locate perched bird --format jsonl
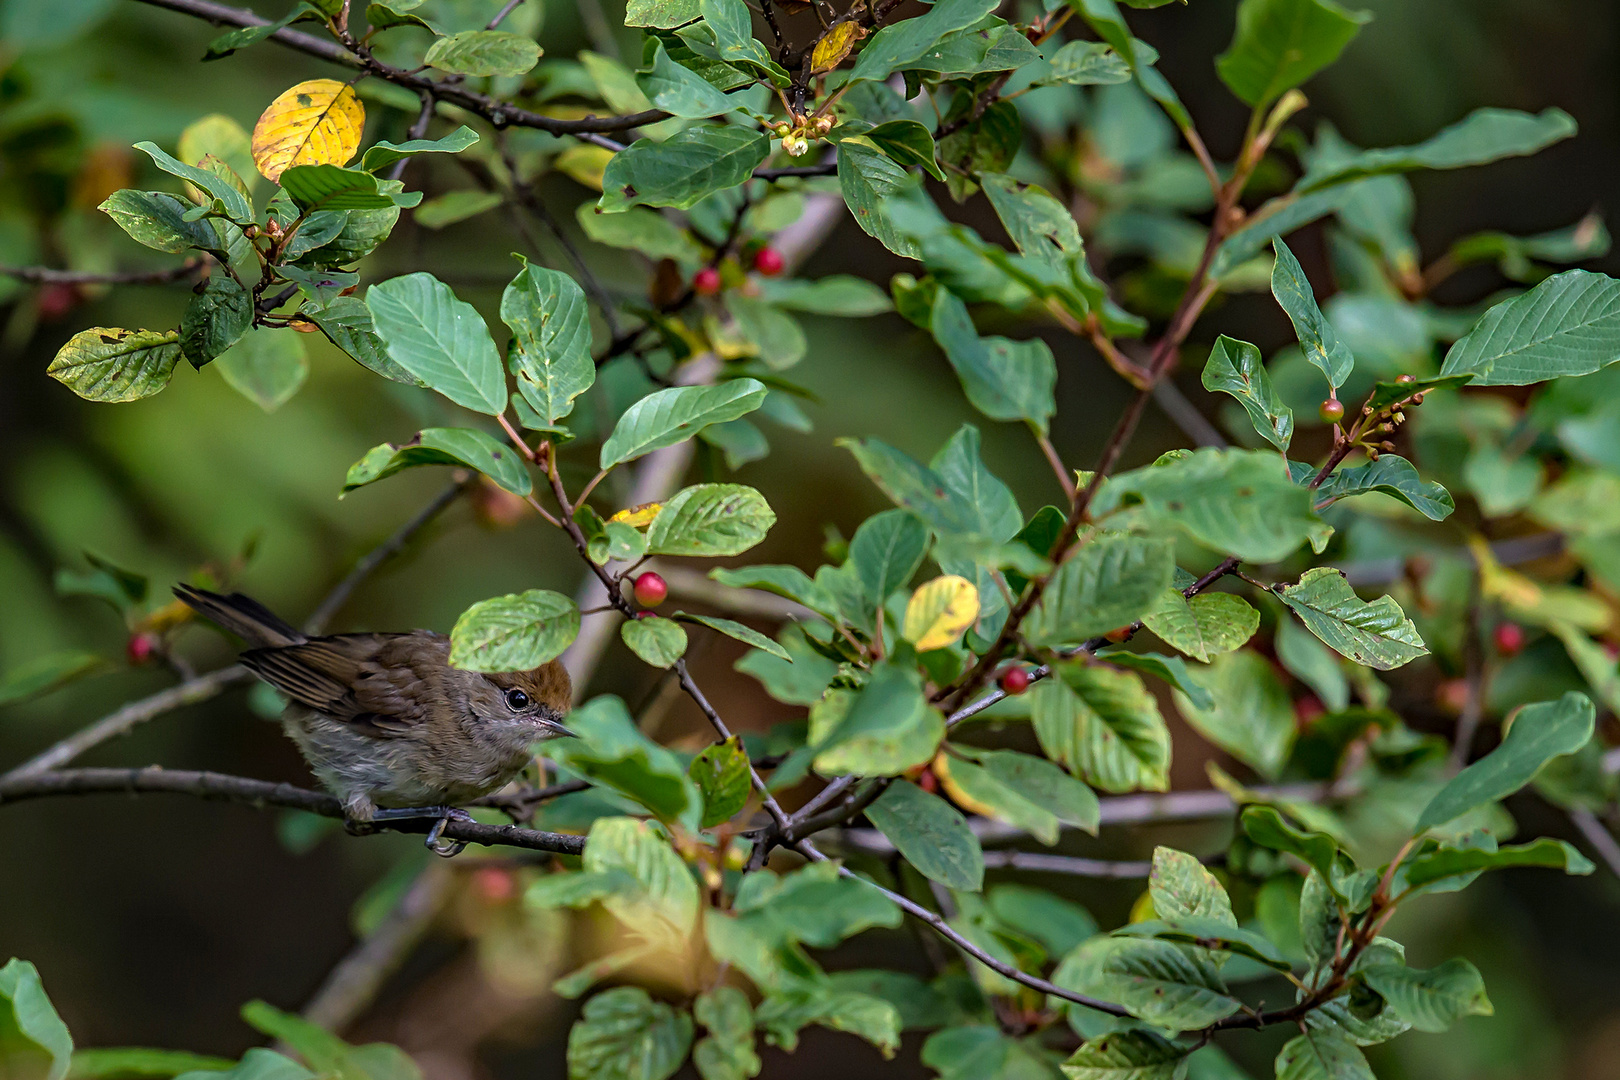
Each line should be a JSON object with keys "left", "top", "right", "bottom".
{"left": 174, "top": 585, "right": 574, "bottom": 852}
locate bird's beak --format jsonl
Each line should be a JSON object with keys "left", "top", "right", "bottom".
{"left": 542, "top": 718, "right": 579, "bottom": 740}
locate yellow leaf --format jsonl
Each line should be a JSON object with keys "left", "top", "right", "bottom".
{"left": 810, "top": 21, "right": 865, "bottom": 74}
{"left": 1471, "top": 535, "right": 1612, "bottom": 633}
{"left": 1128, "top": 889, "right": 1158, "bottom": 924}
{"left": 932, "top": 754, "right": 997, "bottom": 819}
{"left": 903, "top": 575, "right": 979, "bottom": 652}
{"left": 554, "top": 144, "right": 613, "bottom": 191}
{"left": 609, "top": 502, "right": 662, "bottom": 528}
{"left": 251, "top": 79, "right": 366, "bottom": 182}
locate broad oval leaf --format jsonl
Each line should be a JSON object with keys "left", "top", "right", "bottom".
{"left": 621, "top": 615, "right": 688, "bottom": 668}
{"left": 360, "top": 125, "right": 479, "bottom": 172}
{"left": 1306, "top": 455, "right": 1454, "bottom": 521}
{"left": 811, "top": 664, "right": 944, "bottom": 777}
{"left": 180, "top": 275, "right": 253, "bottom": 368}
{"left": 1274, "top": 1026, "right": 1373, "bottom": 1080}
{"left": 1060, "top": 1030, "right": 1188, "bottom": 1080}
{"left": 1202, "top": 334, "right": 1293, "bottom": 450}
{"left": 1032, "top": 661, "right": 1172, "bottom": 793}
{"left": 1172, "top": 650, "right": 1296, "bottom": 779}
{"left": 838, "top": 137, "right": 922, "bottom": 259}
{"left": 567, "top": 987, "right": 693, "bottom": 1080}
{"left": 903, "top": 575, "right": 979, "bottom": 652}
{"left": 1277, "top": 567, "right": 1427, "bottom": 670}
{"left": 1149, "top": 847, "right": 1234, "bottom": 925}
{"left": 502, "top": 260, "right": 596, "bottom": 426}
{"left": 251, "top": 79, "right": 365, "bottom": 182}
{"left": 689, "top": 736, "right": 752, "bottom": 829}
{"left": 1361, "top": 958, "right": 1493, "bottom": 1033}
{"left": 132, "top": 141, "right": 254, "bottom": 223}
{"left": 48, "top": 328, "right": 182, "bottom": 402}
{"left": 677, "top": 614, "right": 790, "bottom": 660}
{"left": 277, "top": 164, "right": 403, "bottom": 212}
{"left": 367, "top": 273, "right": 506, "bottom": 415}
{"left": 1440, "top": 269, "right": 1620, "bottom": 386}
{"left": 424, "top": 30, "right": 541, "bottom": 77}
{"left": 1416, "top": 691, "right": 1594, "bottom": 831}
{"left": 599, "top": 126, "right": 768, "bottom": 212}
{"left": 1141, "top": 589, "right": 1258, "bottom": 663}
{"left": 450, "top": 589, "right": 580, "bottom": 672}
{"left": 865, "top": 778, "right": 983, "bottom": 891}
{"left": 645, "top": 483, "right": 775, "bottom": 557}
{"left": 343, "top": 427, "right": 531, "bottom": 496}
{"left": 1026, "top": 534, "right": 1174, "bottom": 646}
{"left": 1215, "top": 0, "right": 1370, "bottom": 108}
{"left": 1273, "top": 237, "right": 1354, "bottom": 389}
{"left": 1065, "top": 936, "right": 1240, "bottom": 1030}
{"left": 929, "top": 288, "right": 1056, "bottom": 433}
{"left": 601, "top": 381, "right": 768, "bottom": 468}
{"left": 99, "top": 190, "right": 216, "bottom": 253}
{"left": 215, "top": 329, "right": 308, "bottom": 412}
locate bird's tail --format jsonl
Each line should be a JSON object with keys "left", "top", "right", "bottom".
{"left": 173, "top": 584, "right": 306, "bottom": 649}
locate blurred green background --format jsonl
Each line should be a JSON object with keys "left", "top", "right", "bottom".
{"left": 1, "top": 1, "right": 1618, "bottom": 1077}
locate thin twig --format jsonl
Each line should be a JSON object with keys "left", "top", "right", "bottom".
{"left": 385, "top": 91, "right": 438, "bottom": 184}
{"left": 0, "top": 767, "right": 584, "bottom": 853}
{"left": 0, "top": 261, "right": 205, "bottom": 285}
{"left": 976, "top": 850, "right": 1156, "bottom": 878}
{"left": 674, "top": 658, "right": 791, "bottom": 831}
{"left": 485, "top": 0, "right": 523, "bottom": 29}
{"left": 1568, "top": 807, "right": 1620, "bottom": 880}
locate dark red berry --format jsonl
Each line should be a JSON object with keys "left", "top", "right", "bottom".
{"left": 37, "top": 284, "right": 80, "bottom": 322}
{"left": 916, "top": 768, "right": 939, "bottom": 794}
{"left": 1295, "top": 695, "right": 1325, "bottom": 722}
{"left": 1319, "top": 398, "right": 1345, "bottom": 423}
{"left": 1493, "top": 621, "right": 1526, "bottom": 656}
{"left": 127, "top": 633, "right": 155, "bottom": 665}
{"left": 692, "top": 267, "right": 722, "bottom": 296}
{"left": 472, "top": 866, "right": 515, "bottom": 904}
{"left": 753, "top": 246, "right": 785, "bottom": 276}
{"left": 633, "top": 571, "right": 668, "bottom": 607}
{"left": 999, "top": 667, "right": 1030, "bottom": 695}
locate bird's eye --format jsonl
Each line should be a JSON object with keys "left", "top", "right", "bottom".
{"left": 505, "top": 688, "right": 531, "bottom": 710}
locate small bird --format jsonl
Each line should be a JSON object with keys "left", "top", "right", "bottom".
{"left": 174, "top": 585, "right": 574, "bottom": 853}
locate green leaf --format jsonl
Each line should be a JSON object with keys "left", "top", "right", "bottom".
{"left": 133, "top": 141, "right": 253, "bottom": 222}
{"left": 550, "top": 708, "right": 701, "bottom": 832}
{"left": 449, "top": 589, "right": 580, "bottom": 671}
{"left": 215, "top": 329, "right": 307, "bottom": 412}
{"left": 689, "top": 737, "right": 752, "bottom": 829}
{"left": 0, "top": 959, "right": 73, "bottom": 1080}
{"left": 567, "top": 987, "right": 693, "bottom": 1080}
{"left": 423, "top": 29, "right": 540, "bottom": 76}
{"left": 1114, "top": 919, "right": 1291, "bottom": 971}
{"left": 1241, "top": 806, "right": 1348, "bottom": 892}
{"left": 980, "top": 172, "right": 1084, "bottom": 269}
{"left": 306, "top": 297, "right": 422, "bottom": 386}
{"left": 846, "top": 0, "right": 999, "bottom": 83}
{"left": 343, "top": 427, "right": 530, "bottom": 496}
{"left": 1309, "top": 455, "right": 1454, "bottom": 521}
{"left": 172, "top": 1051, "right": 310, "bottom": 1080}
{"left": 733, "top": 861, "right": 902, "bottom": 949}
{"left": 99, "top": 190, "right": 216, "bottom": 253}
{"left": 48, "top": 328, "right": 182, "bottom": 402}
{"left": 644, "top": 483, "right": 774, "bottom": 557}
{"left": 205, "top": 3, "right": 319, "bottom": 59}
{"left": 692, "top": 988, "right": 760, "bottom": 1080}
{"left": 1215, "top": 0, "right": 1370, "bottom": 109}
{"left": 1416, "top": 691, "right": 1595, "bottom": 831}
{"left": 734, "top": 625, "right": 839, "bottom": 706}
{"left": 1277, "top": 567, "right": 1427, "bottom": 670}
{"left": 842, "top": 508, "right": 930, "bottom": 630}
{"left": 1297, "top": 108, "right": 1577, "bottom": 195}
{"left": 1150, "top": 847, "right": 1234, "bottom": 924}
{"left": 180, "top": 275, "right": 252, "bottom": 368}
{"left": 69, "top": 1049, "right": 233, "bottom": 1080}
{"left": 922, "top": 1028, "right": 1048, "bottom": 1080}
{"left": 1201, "top": 335, "right": 1292, "bottom": 450}
{"left": 862, "top": 120, "right": 943, "bottom": 181}
{"left": 759, "top": 275, "right": 893, "bottom": 316}
{"left": 987, "top": 885, "right": 1099, "bottom": 957}
{"left": 360, "top": 125, "right": 478, "bottom": 172}
{"left": 837, "top": 137, "right": 921, "bottom": 259}
{"left": 1361, "top": 373, "right": 1471, "bottom": 416}
{"left": 754, "top": 989, "right": 900, "bottom": 1056}
{"left": 929, "top": 289, "right": 1056, "bottom": 433}
{"left": 1399, "top": 837, "right": 1593, "bottom": 888}
{"left": 641, "top": 40, "right": 740, "bottom": 118}
{"left": 709, "top": 566, "right": 837, "bottom": 620}
{"left": 621, "top": 616, "right": 688, "bottom": 668}
{"left": 1273, "top": 1026, "right": 1373, "bottom": 1080}
{"left": 1026, "top": 535, "right": 1173, "bottom": 646}
{"left": 1439, "top": 269, "right": 1620, "bottom": 386}
{"left": 1275, "top": 616, "right": 1349, "bottom": 712}
{"left": 1060, "top": 1030, "right": 1189, "bottom": 1080}
{"left": 943, "top": 747, "right": 1099, "bottom": 843}
{"left": 1032, "top": 662, "right": 1172, "bottom": 792}
{"left": 1361, "top": 959, "right": 1492, "bottom": 1033}
{"left": 866, "top": 778, "right": 983, "bottom": 890}
{"left": 278, "top": 165, "right": 404, "bottom": 212}
{"left": 898, "top": 21, "right": 1040, "bottom": 77}
{"left": 701, "top": 0, "right": 778, "bottom": 77}
{"left": 1272, "top": 238, "right": 1354, "bottom": 389}
{"left": 600, "top": 127, "right": 768, "bottom": 212}
{"left": 677, "top": 614, "right": 788, "bottom": 660}
{"left": 838, "top": 437, "right": 979, "bottom": 534}
{"left": 601, "top": 380, "right": 768, "bottom": 468}
{"left": 1142, "top": 590, "right": 1258, "bottom": 663}
{"left": 576, "top": 204, "right": 701, "bottom": 265}
{"left": 237, "top": 1003, "right": 417, "bottom": 1080}
{"left": 1066, "top": 937, "right": 1239, "bottom": 1030}
{"left": 1173, "top": 650, "right": 1296, "bottom": 778}
{"left": 367, "top": 273, "right": 505, "bottom": 414}
{"left": 1098, "top": 650, "right": 1215, "bottom": 711}
{"left": 625, "top": 0, "right": 698, "bottom": 27}
{"left": 1094, "top": 448, "right": 1319, "bottom": 563}
{"left": 811, "top": 665, "right": 944, "bottom": 776}
{"left": 725, "top": 295, "right": 807, "bottom": 370}
{"left": 502, "top": 260, "right": 596, "bottom": 426}
{"left": 0, "top": 651, "right": 110, "bottom": 707}
{"left": 1073, "top": 0, "right": 1191, "bottom": 130}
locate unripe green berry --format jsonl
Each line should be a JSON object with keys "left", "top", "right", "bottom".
{"left": 1319, "top": 398, "right": 1345, "bottom": 423}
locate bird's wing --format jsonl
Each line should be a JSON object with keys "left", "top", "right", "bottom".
{"left": 242, "top": 632, "right": 444, "bottom": 737}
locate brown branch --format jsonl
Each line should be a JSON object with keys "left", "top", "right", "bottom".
{"left": 0, "top": 766, "right": 585, "bottom": 853}
{"left": 0, "top": 260, "right": 205, "bottom": 285}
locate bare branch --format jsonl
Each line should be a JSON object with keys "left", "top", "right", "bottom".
{"left": 0, "top": 261, "right": 205, "bottom": 285}
{"left": 0, "top": 766, "right": 584, "bottom": 854}
{"left": 978, "top": 850, "right": 1156, "bottom": 878}
{"left": 1568, "top": 806, "right": 1620, "bottom": 880}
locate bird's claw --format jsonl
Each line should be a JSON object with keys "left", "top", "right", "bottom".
{"left": 424, "top": 807, "right": 472, "bottom": 858}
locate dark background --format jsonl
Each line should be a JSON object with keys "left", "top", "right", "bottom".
{"left": 1, "top": 1, "right": 1618, "bottom": 1077}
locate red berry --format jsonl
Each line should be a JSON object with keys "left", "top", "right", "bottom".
{"left": 999, "top": 667, "right": 1030, "bottom": 695}
{"left": 1493, "top": 621, "right": 1526, "bottom": 656}
{"left": 472, "top": 866, "right": 515, "bottom": 904}
{"left": 1319, "top": 398, "right": 1345, "bottom": 423}
{"left": 692, "top": 267, "right": 722, "bottom": 296}
{"left": 1295, "top": 695, "right": 1325, "bottom": 722}
{"left": 37, "top": 283, "right": 80, "bottom": 322}
{"left": 753, "top": 246, "right": 785, "bottom": 276}
{"left": 126, "top": 633, "right": 155, "bottom": 665}
{"left": 1105, "top": 625, "right": 1134, "bottom": 644}
{"left": 633, "top": 571, "right": 668, "bottom": 607}
{"left": 1436, "top": 678, "right": 1470, "bottom": 715}
{"left": 917, "top": 768, "right": 939, "bottom": 794}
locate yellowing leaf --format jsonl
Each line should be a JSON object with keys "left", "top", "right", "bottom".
{"left": 903, "top": 574, "right": 979, "bottom": 651}
{"left": 932, "top": 753, "right": 998, "bottom": 818}
{"left": 555, "top": 144, "right": 613, "bottom": 191}
{"left": 610, "top": 502, "right": 663, "bottom": 527}
{"left": 251, "top": 79, "right": 365, "bottom": 182}
{"left": 1471, "top": 535, "right": 1613, "bottom": 632}
{"left": 811, "top": 21, "right": 866, "bottom": 74}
